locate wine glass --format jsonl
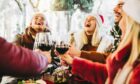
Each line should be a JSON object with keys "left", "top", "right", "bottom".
{"left": 34, "top": 32, "right": 53, "bottom": 51}
{"left": 55, "top": 34, "right": 70, "bottom": 54}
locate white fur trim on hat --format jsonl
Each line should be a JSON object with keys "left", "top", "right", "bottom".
{"left": 85, "top": 13, "right": 104, "bottom": 28}
{"left": 123, "top": 0, "right": 140, "bottom": 23}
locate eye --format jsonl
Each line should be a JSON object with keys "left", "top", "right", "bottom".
{"left": 34, "top": 17, "right": 38, "bottom": 20}
{"left": 90, "top": 18, "right": 95, "bottom": 22}
{"left": 118, "top": 2, "right": 124, "bottom": 8}
{"left": 41, "top": 17, "right": 44, "bottom": 21}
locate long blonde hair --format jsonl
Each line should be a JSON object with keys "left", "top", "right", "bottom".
{"left": 113, "top": 12, "right": 140, "bottom": 84}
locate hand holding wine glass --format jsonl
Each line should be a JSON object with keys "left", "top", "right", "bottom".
{"left": 68, "top": 44, "right": 81, "bottom": 57}
{"left": 34, "top": 49, "right": 52, "bottom": 63}
{"left": 60, "top": 54, "right": 73, "bottom": 65}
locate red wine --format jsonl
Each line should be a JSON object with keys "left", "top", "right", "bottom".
{"left": 38, "top": 44, "right": 52, "bottom": 51}
{"left": 56, "top": 47, "right": 69, "bottom": 54}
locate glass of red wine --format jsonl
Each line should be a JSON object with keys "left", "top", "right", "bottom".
{"left": 34, "top": 32, "right": 53, "bottom": 51}
{"left": 55, "top": 34, "right": 69, "bottom": 54}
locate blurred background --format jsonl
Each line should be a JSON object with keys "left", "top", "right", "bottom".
{"left": 0, "top": 0, "right": 117, "bottom": 42}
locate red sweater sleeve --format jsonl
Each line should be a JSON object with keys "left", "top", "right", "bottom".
{"left": 130, "top": 65, "right": 140, "bottom": 84}
{"left": 72, "top": 58, "right": 108, "bottom": 84}
{"left": 0, "top": 37, "right": 48, "bottom": 77}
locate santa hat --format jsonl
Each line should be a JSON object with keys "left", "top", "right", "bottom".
{"left": 86, "top": 13, "right": 104, "bottom": 28}
{"left": 123, "top": 0, "right": 140, "bottom": 23}
{"left": 99, "top": 15, "right": 104, "bottom": 23}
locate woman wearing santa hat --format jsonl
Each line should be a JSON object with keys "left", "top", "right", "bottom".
{"left": 60, "top": 0, "right": 140, "bottom": 83}
{"left": 69, "top": 13, "right": 114, "bottom": 63}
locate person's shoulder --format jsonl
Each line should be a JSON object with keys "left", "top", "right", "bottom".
{"left": 13, "top": 33, "right": 25, "bottom": 44}
{"left": 15, "top": 32, "right": 25, "bottom": 39}
{"left": 129, "top": 64, "right": 140, "bottom": 83}
{"left": 73, "top": 29, "right": 84, "bottom": 36}
{"left": 16, "top": 33, "right": 22, "bottom": 37}
{"left": 14, "top": 33, "right": 22, "bottom": 40}
{"left": 44, "top": 28, "right": 51, "bottom": 33}
{"left": 133, "top": 63, "right": 140, "bottom": 75}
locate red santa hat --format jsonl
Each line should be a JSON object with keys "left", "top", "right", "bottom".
{"left": 86, "top": 13, "right": 104, "bottom": 28}
{"left": 123, "top": 0, "right": 140, "bottom": 23}
{"left": 99, "top": 15, "right": 104, "bottom": 23}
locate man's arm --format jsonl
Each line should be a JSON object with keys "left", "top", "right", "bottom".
{"left": 0, "top": 37, "right": 49, "bottom": 77}
{"left": 80, "top": 51, "right": 108, "bottom": 63}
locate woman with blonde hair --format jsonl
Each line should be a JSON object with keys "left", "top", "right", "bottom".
{"left": 69, "top": 13, "right": 114, "bottom": 63}
{"left": 113, "top": 0, "right": 140, "bottom": 83}
{"left": 60, "top": 0, "right": 140, "bottom": 83}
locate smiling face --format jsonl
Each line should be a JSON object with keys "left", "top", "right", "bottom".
{"left": 84, "top": 15, "right": 96, "bottom": 35}
{"left": 114, "top": 0, "right": 124, "bottom": 23}
{"left": 30, "top": 13, "right": 46, "bottom": 32}
{"left": 115, "top": 0, "right": 126, "bottom": 39}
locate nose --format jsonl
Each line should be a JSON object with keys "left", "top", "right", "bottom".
{"left": 113, "top": 4, "right": 123, "bottom": 14}
{"left": 114, "top": 5, "right": 119, "bottom": 13}
{"left": 38, "top": 17, "right": 42, "bottom": 21}
{"left": 86, "top": 19, "right": 90, "bottom": 23}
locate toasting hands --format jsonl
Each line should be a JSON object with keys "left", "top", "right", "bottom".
{"left": 34, "top": 49, "right": 52, "bottom": 63}
{"left": 56, "top": 44, "right": 80, "bottom": 65}
{"left": 68, "top": 44, "right": 81, "bottom": 57}
{"left": 59, "top": 53, "right": 73, "bottom": 65}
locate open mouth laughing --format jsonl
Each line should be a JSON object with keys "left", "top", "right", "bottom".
{"left": 85, "top": 23, "right": 91, "bottom": 28}
{"left": 35, "top": 22, "right": 43, "bottom": 25}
